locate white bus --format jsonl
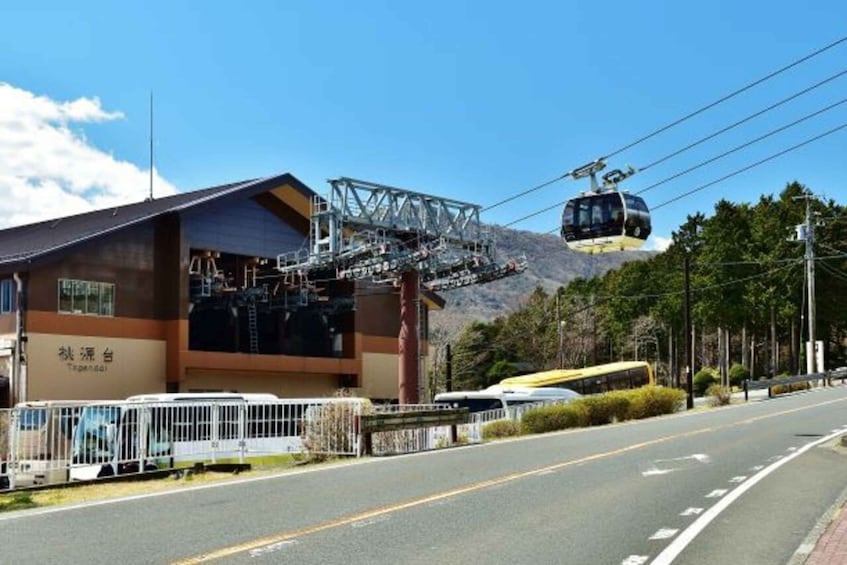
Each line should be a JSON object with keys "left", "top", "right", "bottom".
{"left": 11, "top": 400, "right": 92, "bottom": 487}
{"left": 69, "top": 393, "right": 366, "bottom": 481}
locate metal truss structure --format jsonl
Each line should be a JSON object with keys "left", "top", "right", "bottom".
{"left": 276, "top": 177, "right": 527, "bottom": 291}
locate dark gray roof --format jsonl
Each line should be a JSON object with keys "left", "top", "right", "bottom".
{"left": 0, "top": 173, "right": 314, "bottom": 267}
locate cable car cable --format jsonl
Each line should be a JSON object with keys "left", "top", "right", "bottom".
{"left": 651, "top": 122, "right": 847, "bottom": 211}
{"left": 484, "top": 42, "right": 847, "bottom": 233}
{"left": 531, "top": 123, "right": 845, "bottom": 234}
{"left": 601, "top": 34, "right": 847, "bottom": 160}
{"left": 482, "top": 173, "right": 569, "bottom": 212}
{"left": 637, "top": 68, "right": 847, "bottom": 173}
{"left": 636, "top": 95, "right": 847, "bottom": 196}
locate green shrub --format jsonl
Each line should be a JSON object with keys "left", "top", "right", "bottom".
{"left": 728, "top": 364, "right": 750, "bottom": 388}
{"left": 626, "top": 386, "right": 687, "bottom": 420}
{"left": 482, "top": 420, "right": 521, "bottom": 440}
{"left": 706, "top": 384, "right": 732, "bottom": 406}
{"left": 578, "top": 392, "right": 631, "bottom": 426}
{"left": 693, "top": 368, "right": 718, "bottom": 397}
{"left": 521, "top": 403, "right": 589, "bottom": 434}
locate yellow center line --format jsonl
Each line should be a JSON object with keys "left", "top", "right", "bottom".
{"left": 174, "top": 395, "right": 847, "bottom": 563}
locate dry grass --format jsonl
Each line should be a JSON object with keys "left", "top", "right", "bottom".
{"left": 0, "top": 455, "right": 328, "bottom": 511}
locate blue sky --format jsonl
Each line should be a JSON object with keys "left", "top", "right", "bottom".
{"left": 1, "top": 1, "right": 846, "bottom": 250}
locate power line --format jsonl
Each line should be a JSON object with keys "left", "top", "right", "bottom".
{"left": 561, "top": 261, "right": 802, "bottom": 315}
{"left": 637, "top": 96, "right": 847, "bottom": 196}
{"left": 817, "top": 260, "right": 847, "bottom": 283}
{"left": 651, "top": 122, "right": 847, "bottom": 211}
{"left": 638, "top": 68, "right": 847, "bottom": 172}
{"left": 602, "top": 34, "right": 847, "bottom": 160}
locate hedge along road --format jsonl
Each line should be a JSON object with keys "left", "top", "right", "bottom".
{"left": 2, "top": 386, "right": 847, "bottom": 565}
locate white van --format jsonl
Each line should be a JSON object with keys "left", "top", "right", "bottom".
{"left": 487, "top": 385, "right": 581, "bottom": 406}
{"left": 433, "top": 386, "right": 580, "bottom": 414}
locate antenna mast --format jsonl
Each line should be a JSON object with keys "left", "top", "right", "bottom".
{"left": 149, "top": 91, "right": 154, "bottom": 201}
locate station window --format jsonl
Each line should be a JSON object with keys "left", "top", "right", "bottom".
{"left": 0, "top": 279, "right": 15, "bottom": 314}
{"left": 58, "top": 279, "right": 115, "bottom": 316}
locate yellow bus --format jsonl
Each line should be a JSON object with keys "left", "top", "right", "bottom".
{"left": 498, "top": 361, "right": 654, "bottom": 395}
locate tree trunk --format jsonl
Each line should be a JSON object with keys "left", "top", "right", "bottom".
{"left": 770, "top": 304, "right": 777, "bottom": 377}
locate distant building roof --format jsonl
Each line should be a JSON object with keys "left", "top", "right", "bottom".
{"left": 0, "top": 173, "right": 313, "bottom": 268}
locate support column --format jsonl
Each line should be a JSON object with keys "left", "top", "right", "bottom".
{"left": 399, "top": 270, "right": 420, "bottom": 404}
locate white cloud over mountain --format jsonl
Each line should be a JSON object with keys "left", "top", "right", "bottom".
{"left": 0, "top": 83, "right": 177, "bottom": 228}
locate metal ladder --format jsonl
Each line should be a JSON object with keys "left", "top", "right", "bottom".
{"left": 247, "top": 301, "right": 259, "bottom": 354}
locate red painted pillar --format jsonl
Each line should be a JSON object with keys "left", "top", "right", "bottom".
{"left": 399, "top": 270, "right": 419, "bottom": 404}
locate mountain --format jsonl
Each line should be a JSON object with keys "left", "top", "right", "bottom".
{"left": 429, "top": 225, "right": 654, "bottom": 340}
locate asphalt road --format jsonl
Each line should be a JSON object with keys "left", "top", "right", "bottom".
{"left": 3, "top": 385, "right": 847, "bottom": 565}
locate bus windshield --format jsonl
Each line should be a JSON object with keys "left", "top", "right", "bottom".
{"left": 72, "top": 406, "right": 121, "bottom": 461}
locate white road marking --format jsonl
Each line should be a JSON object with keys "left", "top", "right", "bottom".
{"left": 680, "top": 508, "right": 704, "bottom": 516}
{"left": 351, "top": 515, "right": 390, "bottom": 528}
{"left": 249, "top": 540, "right": 298, "bottom": 557}
{"left": 729, "top": 476, "right": 747, "bottom": 483}
{"left": 767, "top": 455, "right": 783, "bottom": 462}
{"left": 622, "top": 555, "right": 649, "bottom": 565}
{"left": 786, "top": 446, "right": 798, "bottom": 452}
{"left": 642, "top": 454, "right": 711, "bottom": 477}
{"left": 749, "top": 465, "right": 764, "bottom": 471}
{"left": 705, "top": 489, "right": 728, "bottom": 498}
{"left": 651, "top": 428, "right": 846, "bottom": 565}
{"left": 536, "top": 469, "right": 556, "bottom": 476}
{"left": 650, "top": 528, "right": 679, "bottom": 540}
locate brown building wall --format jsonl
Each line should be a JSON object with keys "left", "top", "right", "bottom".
{"left": 27, "top": 224, "right": 158, "bottom": 320}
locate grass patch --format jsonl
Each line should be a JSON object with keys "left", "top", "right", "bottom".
{"left": 0, "top": 454, "right": 337, "bottom": 512}
{"left": 0, "top": 492, "right": 38, "bottom": 512}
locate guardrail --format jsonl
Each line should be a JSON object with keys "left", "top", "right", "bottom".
{"left": 361, "top": 408, "right": 469, "bottom": 455}
{"left": 743, "top": 369, "right": 847, "bottom": 401}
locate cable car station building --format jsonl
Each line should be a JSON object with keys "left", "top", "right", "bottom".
{"left": 0, "top": 173, "right": 444, "bottom": 406}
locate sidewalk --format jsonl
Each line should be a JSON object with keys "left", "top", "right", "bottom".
{"left": 791, "top": 490, "right": 847, "bottom": 564}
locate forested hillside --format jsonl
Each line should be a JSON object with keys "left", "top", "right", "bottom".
{"left": 429, "top": 225, "right": 652, "bottom": 340}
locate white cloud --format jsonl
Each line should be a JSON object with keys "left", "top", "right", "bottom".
{"left": 0, "top": 83, "right": 177, "bottom": 229}
{"left": 646, "top": 234, "right": 672, "bottom": 252}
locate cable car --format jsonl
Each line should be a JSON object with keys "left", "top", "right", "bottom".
{"left": 560, "top": 160, "right": 651, "bottom": 253}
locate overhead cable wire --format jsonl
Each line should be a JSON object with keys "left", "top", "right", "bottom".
{"left": 562, "top": 261, "right": 801, "bottom": 315}
{"left": 817, "top": 261, "right": 847, "bottom": 283}
{"left": 637, "top": 68, "right": 847, "bottom": 172}
{"left": 651, "top": 122, "right": 847, "bottom": 211}
{"left": 636, "top": 96, "right": 847, "bottom": 196}
{"left": 602, "top": 34, "right": 847, "bottom": 160}
{"left": 502, "top": 102, "right": 847, "bottom": 230}
{"left": 482, "top": 173, "right": 569, "bottom": 212}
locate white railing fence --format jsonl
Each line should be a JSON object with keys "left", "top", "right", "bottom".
{"left": 1, "top": 398, "right": 366, "bottom": 490}
{"left": 0, "top": 397, "right": 570, "bottom": 491}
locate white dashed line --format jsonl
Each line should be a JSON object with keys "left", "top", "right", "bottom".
{"left": 749, "top": 465, "right": 764, "bottom": 472}
{"left": 351, "top": 515, "right": 390, "bottom": 528}
{"left": 729, "top": 476, "right": 747, "bottom": 483}
{"left": 705, "top": 489, "right": 728, "bottom": 498}
{"left": 651, "top": 429, "right": 846, "bottom": 565}
{"left": 650, "top": 528, "right": 679, "bottom": 540}
{"left": 680, "top": 507, "right": 704, "bottom": 516}
{"left": 786, "top": 446, "right": 798, "bottom": 452}
{"left": 621, "top": 555, "right": 649, "bottom": 565}
{"left": 249, "top": 540, "right": 298, "bottom": 557}
{"left": 768, "top": 455, "right": 783, "bottom": 462}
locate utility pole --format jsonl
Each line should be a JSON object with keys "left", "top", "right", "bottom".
{"left": 556, "top": 291, "right": 564, "bottom": 369}
{"left": 683, "top": 255, "right": 693, "bottom": 409}
{"left": 795, "top": 191, "right": 818, "bottom": 375}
